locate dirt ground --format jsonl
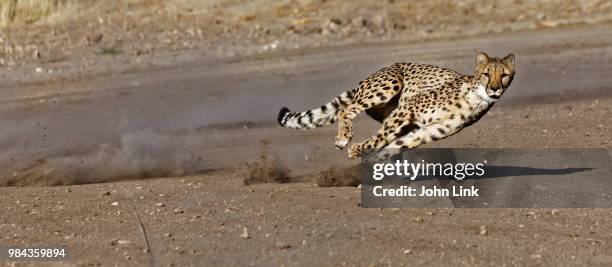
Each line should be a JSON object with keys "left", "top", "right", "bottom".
{"left": 1, "top": 1, "right": 612, "bottom": 266}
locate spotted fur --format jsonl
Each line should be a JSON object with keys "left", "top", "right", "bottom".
{"left": 278, "top": 52, "right": 515, "bottom": 160}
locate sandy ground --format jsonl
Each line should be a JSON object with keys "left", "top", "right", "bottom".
{"left": 1, "top": 28, "right": 612, "bottom": 265}
{"left": 1, "top": 2, "right": 612, "bottom": 266}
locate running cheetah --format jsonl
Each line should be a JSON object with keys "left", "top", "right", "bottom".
{"left": 278, "top": 52, "right": 515, "bottom": 160}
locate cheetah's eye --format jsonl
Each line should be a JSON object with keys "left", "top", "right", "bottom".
{"left": 501, "top": 73, "right": 509, "bottom": 78}
{"left": 483, "top": 73, "right": 489, "bottom": 78}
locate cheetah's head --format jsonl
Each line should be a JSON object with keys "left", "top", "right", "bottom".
{"left": 474, "top": 52, "right": 515, "bottom": 99}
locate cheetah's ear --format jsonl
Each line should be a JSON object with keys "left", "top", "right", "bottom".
{"left": 502, "top": 53, "right": 515, "bottom": 69}
{"left": 476, "top": 52, "right": 490, "bottom": 69}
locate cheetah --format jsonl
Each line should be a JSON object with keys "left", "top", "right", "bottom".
{"left": 277, "top": 52, "right": 515, "bottom": 160}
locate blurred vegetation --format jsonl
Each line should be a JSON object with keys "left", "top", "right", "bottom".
{"left": 0, "top": 0, "right": 82, "bottom": 26}
{"left": 1, "top": 0, "right": 612, "bottom": 70}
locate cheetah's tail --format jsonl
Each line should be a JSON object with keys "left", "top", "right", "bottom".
{"left": 277, "top": 88, "right": 356, "bottom": 129}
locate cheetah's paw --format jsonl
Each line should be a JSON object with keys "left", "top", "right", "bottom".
{"left": 334, "top": 133, "right": 352, "bottom": 150}
{"left": 347, "top": 143, "right": 363, "bottom": 159}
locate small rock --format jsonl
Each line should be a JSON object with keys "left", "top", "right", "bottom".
{"left": 371, "top": 15, "right": 385, "bottom": 28}
{"left": 326, "top": 18, "right": 342, "bottom": 32}
{"left": 320, "top": 18, "right": 342, "bottom": 35}
{"left": 403, "top": 249, "right": 412, "bottom": 254}
{"left": 101, "top": 191, "right": 111, "bottom": 196}
{"left": 351, "top": 16, "right": 367, "bottom": 28}
{"left": 155, "top": 202, "right": 165, "bottom": 207}
{"left": 173, "top": 208, "right": 184, "bottom": 214}
{"left": 551, "top": 209, "right": 560, "bottom": 215}
{"left": 111, "top": 201, "right": 119, "bottom": 206}
{"left": 241, "top": 227, "right": 250, "bottom": 239}
{"left": 527, "top": 211, "right": 536, "bottom": 217}
{"left": 262, "top": 40, "right": 279, "bottom": 50}
{"left": 275, "top": 241, "right": 290, "bottom": 249}
{"left": 479, "top": 225, "right": 488, "bottom": 236}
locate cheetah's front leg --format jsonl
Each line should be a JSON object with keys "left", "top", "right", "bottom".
{"left": 364, "top": 130, "right": 426, "bottom": 162}
{"left": 348, "top": 130, "right": 395, "bottom": 159}
{"left": 369, "top": 121, "right": 460, "bottom": 162}
{"left": 347, "top": 133, "right": 386, "bottom": 159}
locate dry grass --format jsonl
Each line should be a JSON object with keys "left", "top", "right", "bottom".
{"left": 0, "top": 0, "right": 217, "bottom": 27}
{"left": 2, "top": 0, "right": 612, "bottom": 78}
{"left": 0, "top": 0, "right": 126, "bottom": 26}
{"left": 4, "top": 0, "right": 612, "bottom": 28}
{"left": 1, "top": 0, "right": 67, "bottom": 25}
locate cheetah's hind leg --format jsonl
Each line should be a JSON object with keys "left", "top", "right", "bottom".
{"left": 335, "top": 69, "right": 404, "bottom": 149}
{"left": 347, "top": 106, "right": 417, "bottom": 159}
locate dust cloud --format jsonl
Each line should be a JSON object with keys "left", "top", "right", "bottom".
{"left": 243, "top": 140, "right": 290, "bottom": 185}
{"left": 0, "top": 129, "right": 213, "bottom": 186}
{"left": 315, "top": 165, "right": 362, "bottom": 187}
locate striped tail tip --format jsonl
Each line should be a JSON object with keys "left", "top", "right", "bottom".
{"left": 277, "top": 107, "right": 291, "bottom": 126}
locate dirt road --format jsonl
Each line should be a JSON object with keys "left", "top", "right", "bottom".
{"left": 1, "top": 26, "right": 611, "bottom": 266}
